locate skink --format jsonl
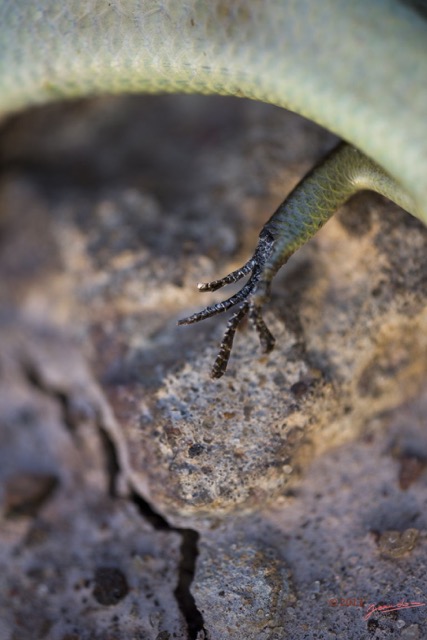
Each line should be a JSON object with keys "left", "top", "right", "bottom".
{"left": 1, "top": 0, "right": 427, "bottom": 375}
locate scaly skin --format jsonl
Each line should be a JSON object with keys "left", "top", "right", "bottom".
{"left": 1, "top": 0, "right": 427, "bottom": 374}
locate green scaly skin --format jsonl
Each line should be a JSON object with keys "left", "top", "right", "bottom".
{"left": 261, "top": 144, "right": 419, "bottom": 290}
{"left": 1, "top": 0, "right": 426, "bottom": 375}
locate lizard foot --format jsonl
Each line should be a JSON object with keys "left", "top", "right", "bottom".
{"left": 178, "top": 229, "right": 276, "bottom": 378}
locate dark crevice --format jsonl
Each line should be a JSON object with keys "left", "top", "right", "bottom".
{"left": 130, "top": 489, "right": 171, "bottom": 531}
{"left": 174, "top": 529, "right": 205, "bottom": 640}
{"left": 96, "top": 397, "right": 206, "bottom": 637}
{"left": 23, "top": 360, "right": 79, "bottom": 439}
{"left": 99, "top": 413, "right": 206, "bottom": 638}
{"left": 22, "top": 356, "right": 206, "bottom": 638}
{"left": 130, "top": 490, "right": 206, "bottom": 639}
{"left": 23, "top": 356, "right": 122, "bottom": 498}
{"left": 98, "top": 425, "right": 121, "bottom": 497}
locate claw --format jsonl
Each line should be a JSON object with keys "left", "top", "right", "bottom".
{"left": 196, "top": 256, "right": 257, "bottom": 292}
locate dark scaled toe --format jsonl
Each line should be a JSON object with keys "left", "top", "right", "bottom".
{"left": 210, "top": 303, "right": 249, "bottom": 378}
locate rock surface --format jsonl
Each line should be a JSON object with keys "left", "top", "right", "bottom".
{"left": 0, "top": 94, "right": 426, "bottom": 638}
